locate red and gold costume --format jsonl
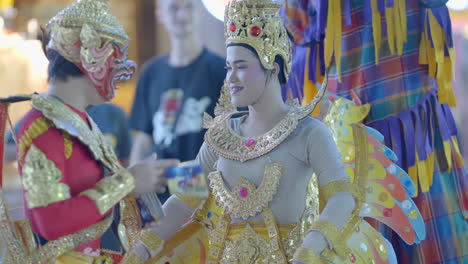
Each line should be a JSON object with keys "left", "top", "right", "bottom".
{"left": 0, "top": 0, "right": 141, "bottom": 263}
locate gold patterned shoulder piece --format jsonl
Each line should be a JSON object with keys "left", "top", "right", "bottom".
{"left": 22, "top": 145, "right": 71, "bottom": 209}
{"left": 208, "top": 162, "right": 282, "bottom": 220}
{"left": 203, "top": 83, "right": 236, "bottom": 129}
{"left": 0, "top": 189, "right": 29, "bottom": 263}
{"left": 286, "top": 80, "right": 326, "bottom": 120}
{"left": 31, "top": 94, "right": 120, "bottom": 171}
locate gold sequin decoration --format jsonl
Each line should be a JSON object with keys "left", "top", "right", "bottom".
{"left": 80, "top": 170, "right": 135, "bottom": 215}
{"left": 25, "top": 215, "right": 113, "bottom": 264}
{"left": 0, "top": 189, "right": 28, "bottom": 263}
{"left": 14, "top": 219, "right": 36, "bottom": 254}
{"left": 221, "top": 224, "right": 281, "bottom": 264}
{"left": 118, "top": 195, "right": 143, "bottom": 251}
{"left": 262, "top": 208, "right": 287, "bottom": 262}
{"left": 204, "top": 94, "right": 325, "bottom": 162}
{"left": 47, "top": 0, "right": 129, "bottom": 43}
{"left": 32, "top": 94, "right": 122, "bottom": 172}
{"left": 224, "top": 0, "right": 291, "bottom": 77}
{"left": 22, "top": 145, "right": 71, "bottom": 209}
{"left": 208, "top": 163, "right": 283, "bottom": 220}
{"left": 32, "top": 95, "right": 134, "bottom": 214}
{"left": 139, "top": 229, "right": 164, "bottom": 252}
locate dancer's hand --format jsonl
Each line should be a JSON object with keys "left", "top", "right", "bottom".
{"left": 128, "top": 154, "right": 179, "bottom": 195}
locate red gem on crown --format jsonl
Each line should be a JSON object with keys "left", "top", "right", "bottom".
{"left": 250, "top": 26, "right": 261, "bottom": 37}
{"left": 230, "top": 22, "right": 236, "bottom": 32}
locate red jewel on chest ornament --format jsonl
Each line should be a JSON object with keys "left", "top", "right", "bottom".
{"left": 245, "top": 139, "right": 255, "bottom": 147}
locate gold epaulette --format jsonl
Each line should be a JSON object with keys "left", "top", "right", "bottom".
{"left": 17, "top": 117, "right": 53, "bottom": 162}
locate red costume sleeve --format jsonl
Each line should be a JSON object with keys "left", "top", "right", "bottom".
{"left": 18, "top": 113, "right": 107, "bottom": 241}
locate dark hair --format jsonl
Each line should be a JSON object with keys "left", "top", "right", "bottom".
{"left": 227, "top": 43, "right": 287, "bottom": 84}
{"left": 38, "top": 26, "right": 85, "bottom": 83}
{"left": 46, "top": 49, "right": 85, "bottom": 83}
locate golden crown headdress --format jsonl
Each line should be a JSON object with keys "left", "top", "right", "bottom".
{"left": 224, "top": 0, "right": 291, "bottom": 78}
{"left": 47, "top": 0, "right": 128, "bottom": 43}
{"left": 45, "top": 0, "right": 129, "bottom": 65}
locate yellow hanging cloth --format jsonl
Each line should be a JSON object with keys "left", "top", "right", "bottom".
{"left": 370, "top": 0, "right": 382, "bottom": 64}
{"left": 324, "top": 0, "right": 342, "bottom": 81}
{"left": 419, "top": 9, "right": 456, "bottom": 107}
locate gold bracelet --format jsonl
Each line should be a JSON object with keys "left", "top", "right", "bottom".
{"left": 320, "top": 179, "right": 363, "bottom": 202}
{"left": 293, "top": 246, "right": 325, "bottom": 263}
{"left": 139, "top": 229, "right": 164, "bottom": 252}
{"left": 309, "top": 220, "right": 351, "bottom": 259}
{"left": 80, "top": 170, "right": 135, "bottom": 214}
{"left": 121, "top": 251, "right": 145, "bottom": 264}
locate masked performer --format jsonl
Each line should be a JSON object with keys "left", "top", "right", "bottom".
{"left": 0, "top": 0, "right": 178, "bottom": 263}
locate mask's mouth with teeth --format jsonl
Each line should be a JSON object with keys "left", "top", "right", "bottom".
{"left": 102, "top": 59, "right": 136, "bottom": 100}
{"left": 111, "top": 60, "right": 136, "bottom": 89}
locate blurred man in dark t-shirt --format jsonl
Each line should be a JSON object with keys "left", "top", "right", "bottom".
{"left": 129, "top": 0, "right": 225, "bottom": 202}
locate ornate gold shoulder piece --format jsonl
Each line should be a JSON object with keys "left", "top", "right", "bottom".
{"left": 31, "top": 94, "right": 119, "bottom": 171}
{"left": 203, "top": 83, "right": 236, "bottom": 129}
{"left": 287, "top": 79, "right": 327, "bottom": 120}
{"left": 214, "top": 83, "right": 237, "bottom": 117}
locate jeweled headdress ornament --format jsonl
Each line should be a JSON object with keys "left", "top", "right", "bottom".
{"left": 225, "top": 0, "right": 291, "bottom": 79}
{"left": 45, "top": 0, "right": 136, "bottom": 101}
{"left": 46, "top": 0, "right": 129, "bottom": 63}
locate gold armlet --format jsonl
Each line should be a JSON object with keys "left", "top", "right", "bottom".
{"left": 80, "top": 170, "right": 135, "bottom": 214}
{"left": 121, "top": 229, "right": 163, "bottom": 264}
{"left": 121, "top": 251, "right": 145, "bottom": 264}
{"left": 293, "top": 246, "right": 325, "bottom": 264}
{"left": 139, "top": 229, "right": 164, "bottom": 252}
{"left": 174, "top": 193, "right": 206, "bottom": 209}
{"left": 320, "top": 180, "right": 364, "bottom": 202}
{"left": 309, "top": 220, "right": 351, "bottom": 259}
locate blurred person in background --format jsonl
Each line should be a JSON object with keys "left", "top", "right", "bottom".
{"left": 129, "top": 0, "right": 226, "bottom": 203}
